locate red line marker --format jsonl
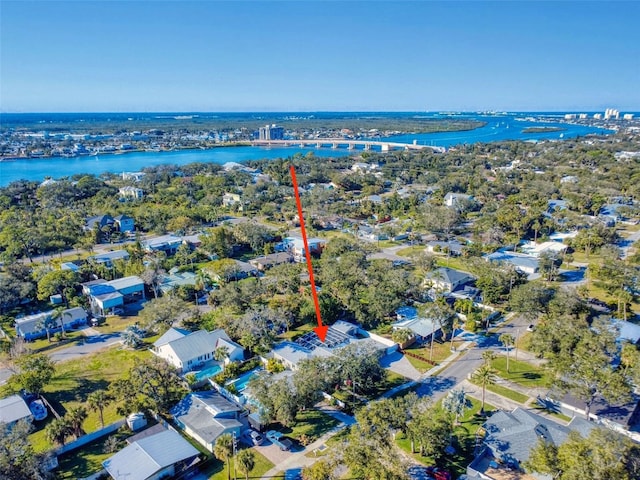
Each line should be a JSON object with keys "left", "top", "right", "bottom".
{"left": 289, "top": 165, "right": 328, "bottom": 343}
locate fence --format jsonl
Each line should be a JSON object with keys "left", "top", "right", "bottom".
{"left": 55, "top": 419, "right": 126, "bottom": 456}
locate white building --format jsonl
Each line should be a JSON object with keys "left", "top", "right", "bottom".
{"left": 152, "top": 328, "right": 244, "bottom": 373}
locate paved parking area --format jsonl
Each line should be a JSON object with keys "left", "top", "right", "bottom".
{"left": 380, "top": 351, "right": 421, "bottom": 380}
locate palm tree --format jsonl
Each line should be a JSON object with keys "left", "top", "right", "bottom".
{"left": 66, "top": 406, "right": 88, "bottom": 439}
{"left": 236, "top": 449, "right": 255, "bottom": 480}
{"left": 194, "top": 270, "right": 211, "bottom": 305}
{"left": 472, "top": 364, "right": 497, "bottom": 414}
{"left": 46, "top": 417, "right": 72, "bottom": 446}
{"left": 499, "top": 333, "right": 515, "bottom": 373}
{"left": 214, "top": 345, "right": 230, "bottom": 366}
{"left": 36, "top": 315, "right": 57, "bottom": 343}
{"left": 87, "top": 389, "right": 112, "bottom": 428}
{"left": 482, "top": 350, "right": 497, "bottom": 365}
{"left": 214, "top": 433, "right": 234, "bottom": 480}
{"left": 51, "top": 307, "right": 71, "bottom": 339}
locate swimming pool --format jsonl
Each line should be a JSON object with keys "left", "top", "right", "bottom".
{"left": 227, "top": 368, "right": 262, "bottom": 392}
{"left": 194, "top": 363, "right": 222, "bottom": 381}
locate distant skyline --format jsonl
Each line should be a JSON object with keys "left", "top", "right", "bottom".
{"left": 1, "top": 1, "right": 639, "bottom": 113}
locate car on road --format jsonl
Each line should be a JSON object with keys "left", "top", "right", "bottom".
{"left": 266, "top": 430, "right": 293, "bottom": 451}
{"left": 526, "top": 324, "right": 535, "bottom": 332}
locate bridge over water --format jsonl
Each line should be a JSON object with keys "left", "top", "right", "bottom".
{"left": 251, "top": 138, "right": 445, "bottom": 153}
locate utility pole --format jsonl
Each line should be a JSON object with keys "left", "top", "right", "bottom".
{"left": 232, "top": 431, "right": 237, "bottom": 480}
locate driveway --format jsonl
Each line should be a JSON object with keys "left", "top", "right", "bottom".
{"left": 380, "top": 351, "right": 421, "bottom": 381}
{"left": 48, "top": 329, "right": 122, "bottom": 363}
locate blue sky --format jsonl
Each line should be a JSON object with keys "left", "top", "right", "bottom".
{"left": 1, "top": 1, "right": 639, "bottom": 112}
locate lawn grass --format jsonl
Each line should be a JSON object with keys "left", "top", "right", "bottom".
{"left": 396, "top": 397, "right": 495, "bottom": 477}
{"left": 55, "top": 430, "right": 130, "bottom": 479}
{"left": 434, "top": 256, "right": 472, "bottom": 272}
{"left": 278, "top": 409, "right": 342, "bottom": 443}
{"left": 25, "top": 346, "right": 152, "bottom": 452}
{"left": 396, "top": 245, "right": 426, "bottom": 257}
{"left": 278, "top": 322, "right": 315, "bottom": 342}
{"left": 490, "top": 356, "right": 551, "bottom": 388}
{"left": 201, "top": 447, "right": 274, "bottom": 480}
{"left": 483, "top": 383, "right": 529, "bottom": 404}
{"left": 403, "top": 338, "right": 467, "bottom": 372}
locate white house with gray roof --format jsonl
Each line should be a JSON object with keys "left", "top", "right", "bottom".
{"left": 152, "top": 328, "right": 243, "bottom": 373}
{"left": 171, "top": 391, "right": 242, "bottom": 452}
{"left": 102, "top": 427, "right": 199, "bottom": 480}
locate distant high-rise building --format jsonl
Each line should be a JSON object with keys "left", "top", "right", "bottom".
{"left": 623, "top": 113, "right": 635, "bottom": 120}
{"left": 564, "top": 114, "right": 577, "bottom": 120}
{"left": 594, "top": 113, "right": 603, "bottom": 119}
{"left": 604, "top": 108, "right": 620, "bottom": 120}
{"left": 578, "top": 113, "right": 588, "bottom": 119}
{"left": 259, "top": 124, "right": 285, "bottom": 140}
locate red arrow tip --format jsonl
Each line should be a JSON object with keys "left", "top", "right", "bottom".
{"left": 314, "top": 325, "right": 329, "bottom": 343}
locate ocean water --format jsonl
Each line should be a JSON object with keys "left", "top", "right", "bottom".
{"left": 0, "top": 112, "right": 615, "bottom": 186}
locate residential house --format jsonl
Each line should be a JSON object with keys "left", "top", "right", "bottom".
{"left": 0, "top": 395, "right": 33, "bottom": 426}
{"left": 485, "top": 250, "right": 539, "bottom": 277}
{"left": 392, "top": 306, "right": 441, "bottom": 344}
{"left": 85, "top": 213, "right": 134, "bottom": 234}
{"left": 541, "top": 389, "right": 640, "bottom": 436}
{"left": 85, "top": 214, "right": 115, "bottom": 231}
{"left": 102, "top": 427, "right": 200, "bottom": 480}
{"left": 466, "top": 407, "right": 594, "bottom": 479}
{"left": 152, "top": 328, "right": 243, "bottom": 373}
{"left": 142, "top": 234, "right": 184, "bottom": 255}
{"left": 424, "top": 267, "right": 475, "bottom": 294}
{"left": 222, "top": 192, "right": 242, "bottom": 208}
{"left": 270, "top": 320, "right": 391, "bottom": 371}
{"left": 444, "top": 192, "right": 473, "bottom": 209}
{"left": 86, "top": 276, "right": 145, "bottom": 316}
{"left": 119, "top": 186, "right": 144, "bottom": 200}
{"left": 15, "top": 307, "right": 87, "bottom": 341}
{"left": 425, "top": 240, "right": 465, "bottom": 256}
{"left": 248, "top": 252, "right": 294, "bottom": 271}
{"left": 277, "top": 236, "right": 326, "bottom": 261}
{"left": 520, "top": 241, "right": 568, "bottom": 258}
{"left": 159, "top": 270, "right": 197, "bottom": 295}
{"left": 114, "top": 214, "right": 135, "bottom": 233}
{"left": 60, "top": 262, "right": 80, "bottom": 272}
{"left": 171, "top": 391, "right": 243, "bottom": 452}
{"left": 90, "top": 249, "right": 130, "bottom": 267}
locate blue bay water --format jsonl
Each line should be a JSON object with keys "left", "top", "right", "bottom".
{"left": 0, "top": 113, "right": 614, "bottom": 186}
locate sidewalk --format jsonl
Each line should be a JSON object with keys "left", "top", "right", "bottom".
{"left": 259, "top": 405, "right": 355, "bottom": 479}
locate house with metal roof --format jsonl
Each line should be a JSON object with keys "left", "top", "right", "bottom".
{"left": 14, "top": 307, "right": 87, "bottom": 341}
{"left": 466, "top": 408, "right": 594, "bottom": 479}
{"left": 87, "top": 275, "right": 145, "bottom": 316}
{"left": 142, "top": 234, "right": 184, "bottom": 254}
{"left": 0, "top": 394, "right": 32, "bottom": 426}
{"left": 102, "top": 427, "right": 199, "bottom": 480}
{"left": 170, "top": 391, "right": 242, "bottom": 453}
{"left": 485, "top": 250, "right": 540, "bottom": 277}
{"left": 90, "top": 249, "right": 130, "bottom": 267}
{"left": 152, "top": 328, "right": 243, "bottom": 373}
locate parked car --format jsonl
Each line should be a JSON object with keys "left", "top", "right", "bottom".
{"left": 247, "top": 430, "right": 264, "bottom": 446}
{"left": 29, "top": 399, "right": 48, "bottom": 421}
{"left": 266, "top": 430, "right": 293, "bottom": 451}
{"left": 526, "top": 324, "right": 535, "bottom": 332}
